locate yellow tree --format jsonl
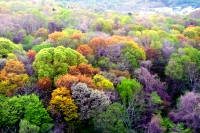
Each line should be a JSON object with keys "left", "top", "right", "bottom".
{"left": 0, "top": 59, "right": 29, "bottom": 96}
{"left": 48, "top": 87, "right": 78, "bottom": 122}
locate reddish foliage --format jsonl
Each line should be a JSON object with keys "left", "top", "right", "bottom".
{"left": 146, "top": 47, "right": 159, "bottom": 60}
{"left": 27, "top": 50, "right": 36, "bottom": 62}
{"left": 69, "top": 63, "right": 100, "bottom": 77}
{"left": 38, "top": 77, "right": 52, "bottom": 90}
{"left": 89, "top": 37, "right": 106, "bottom": 53}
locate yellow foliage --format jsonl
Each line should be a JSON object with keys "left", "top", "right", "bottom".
{"left": 93, "top": 74, "right": 114, "bottom": 90}
{"left": 48, "top": 87, "right": 78, "bottom": 121}
{"left": 0, "top": 59, "right": 29, "bottom": 96}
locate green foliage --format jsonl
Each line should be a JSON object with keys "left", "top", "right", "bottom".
{"left": 165, "top": 46, "right": 200, "bottom": 82}
{"left": 32, "top": 43, "right": 54, "bottom": 52}
{"left": 183, "top": 27, "right": 198, "bottom": 39}
{"left": 0, "top": 94, "right": 52, "bottom": 131}
{"left": 33, "top": 46, "right": 88, "bottom": 80}
{"left": 93, "top": 102, "right": 126, "bottom": 133}
{"left": 21, "top": 35, "right": 33, "bottom": 51}
{"left": 19, "top": 119, "right": 40, "bottom": 133}
{"left": 0, "top": 37, "right": 24, "bottom": 58}
{"left": 93, "top": 74, "right": 114, "bottom": 90}
{"left": 117, "top": 78, "right": 142, "bottom": 106}
{"left": 91, "top": 18, "right": 113, "bottom": 34}
{"left": 121, "top": 15, "right": 132, "bottom": 25}
{"left": 160, "top": 117, "right": 192, "bottom": 133}
{"left": 150, "top": 92, "right": 163, "bottom": 104}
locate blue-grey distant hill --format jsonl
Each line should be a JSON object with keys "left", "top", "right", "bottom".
{"left": 149, "top": 0, "right": 200, "bottom": 8}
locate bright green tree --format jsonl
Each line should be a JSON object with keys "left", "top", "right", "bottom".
{"left": 165, "top": 46, "right": 200, "bottom": 90}
{"left": 0, "top": 37, "right": 24, "bottom": 58}
{"left": 33, "top": 46, "right": 88, "bottom": 80}
{"left": 117, "top": 78, "right": 143, "bottom": 106}
{"left": 0, "top": 94, "right": 53, "bottom": 132}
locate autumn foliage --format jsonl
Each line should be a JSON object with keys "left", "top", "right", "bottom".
{"left": 0, "top": 59, "right": 29, "bottom": 96}
{"left": 38, "top": 77, "right": 52, "bottom": 90}
{"left": 69, "top": 63, "right": 100, "bottom": 77}
{"left": 27, "top": 50, "right": 37, "bottom": 62}
{"left": 76, "top": 45, "right": 94, "bottom": 56}
{"left": 55, "top": 74, "right": 79, "bottom": 89}
{"left": 48, "top": 87, "right": 78, "bottom": 122}
{"left": 145, "top": 47, "right": 159, "bottom": 60}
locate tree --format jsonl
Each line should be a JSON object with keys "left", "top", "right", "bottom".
{"left": 121, "top": 41, "right": 146, "bottom": 74}
{"left": 19, "top": 119, "right": 40, "bottom": 133}
{"left": 169, "top": 91, "right": 200, "bottom": 132}
{"left": 93, "top": 102, "right": 127, "bottom": 133}
{"left": 116, "top": 78, "right": 143, "bottom": 106}
{"left": 0, "top": 59, "right": 29, "bottom": 96}
{"left": 55, "top": 74, "right": 79, "bottom": 89}
{"left": 135, "top": 67, "right": 170, "bottom": 101}
{"left": 89, "top": 37, "right": 106, "bottom": 55}
{"left": 34, "top": 28, "right": 48, "bottom": 40}
{"left": 27, "top": 50, "right": 36, "bottom": 62}
{"left": 32, "top": 43, "right": 54, "bottom": 52}
{"left": 48, "top": 87, "right": 78, "bottom": 122}
{"left": 69, "top": 63, "right": 100, "bottom": 78}
{"left": 76, "top": 44, "right": 94, "bottom": 56}
{"left": 38, "top": 77, "right": 52, "bottom": 90}
{"left": 33, "top": 46, "right": 88, "bottom": 80}
{"left": 0, "top": 94, "right": 53, "bottom": 132}
{"left": 71, "top": 83, "right": 110, "bottom": 120}
{"left": 0, "top": 37, "right": 24, "bottom": 58}
{"left": 165, "top": 46, "right": 200, "bottom": 91}
{"left": 90, "top": 18, "right": 113, "bottom": 34}
{"left": 93, "top": 74, "right": 114, "bottom": 90}
{"left": 146, "top": 47, "right": 159, "bottom": 61}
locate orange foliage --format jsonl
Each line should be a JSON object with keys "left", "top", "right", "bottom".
{"left": 171, "top": 24, "right": 179, "bottom": 30}
{"left": 56, "top": 73, "right": 97, "bottom": 89}
{"left": 89, "top": 37, "right": 106, "bottom": 53}
{"left": 1, "top": 59, "right": 26, "bottom": 75}
{"left": 27, "top": 50, "right": 36, "bottom": 61}
{"left": 77, "top": 75, "right": 96, "bottom": 89}
{"left": 109, "top": 69, "right": 130, "bottom": 79}
{"left": 71, "top": 32, "right": 84, "bottom": 40}
{"left": 69, "top": 63, "right": 100, "bottom": 77}
{"left": 38, "top": 77, "right": 52, "bottom": 90}
{"left": 55, "top": 74, "right": 79, "bottom": 89}
{"left": 145, "top": 47, "right": 159, "bottom": 60}
{"left": 76, "top": 44, "right": 94, "bottom": 56}
{"left": 174, "top": 34, "right": 190, "bottom": 41}
{"left": 48, "top": 31, "right": 65, "bottom": 41}
{"left": 0, "top": 59, "right": 29, "bottom": 96}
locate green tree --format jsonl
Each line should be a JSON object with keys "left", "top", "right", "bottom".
{"left": 0, "top": 94, "right": 53, "bottom": 132}
{"left": 33, "top": 46, "right": 88, "bottom": 80}
{"left": 117, "top": 78, "right": 143, "bottom": 106}
{"left": 19, "top": 119, "right": 40, "bottom": 133}
{"left": 93, "top": 102, "right": 127, "bottom": 133}
{"left": 0, "top": 37, "right": 24, "bottom": 58}
{"left": 165, "top": 46, "right": 200, "bottom": 90}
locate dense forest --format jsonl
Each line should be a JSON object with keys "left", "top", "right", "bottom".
{"left": 0, "top": 0, "right": 200, "bottom": 133}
